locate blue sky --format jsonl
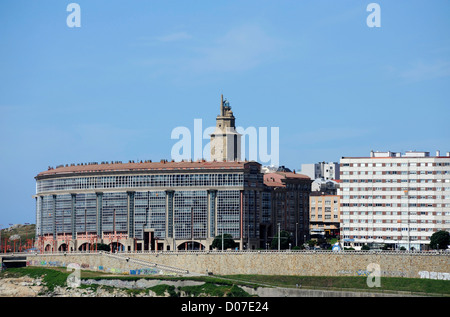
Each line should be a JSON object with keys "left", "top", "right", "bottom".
{"left": 0, "top": 1, "right": 449, "bottom": 225}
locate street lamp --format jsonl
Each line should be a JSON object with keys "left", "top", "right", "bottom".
{"left": 191, "top": 207, "right": 194, "bottom": 251}
{"left": 278, "top": 223, "right": 280, "bottom": 251}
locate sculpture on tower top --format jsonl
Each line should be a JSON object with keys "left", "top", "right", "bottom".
{"left": 220, "top": 94, "right": 233, "bottom": 117}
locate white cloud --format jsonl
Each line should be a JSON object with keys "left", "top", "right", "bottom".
{"left": 135, "top": 24, "right": 284, "bottom": 76}
{"left": 399, "top": 60, "right": 450, "bottom": 82}
{"left": 188, "top": 24, "right": 283, "bottom": 73}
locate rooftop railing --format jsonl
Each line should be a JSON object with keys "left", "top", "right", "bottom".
{"left": 3, "top": 249, "right": 449, "bottom": 256}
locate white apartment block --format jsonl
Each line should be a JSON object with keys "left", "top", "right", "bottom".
{"left": 301, "top": 162, "right": 340, "bottom": 180}
{"left": 340, "top": 150, "right": 450, "bottom": 251}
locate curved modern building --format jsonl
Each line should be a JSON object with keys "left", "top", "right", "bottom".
{"left": 34, "top": 160, "right": 267, "bottom": 252}
{"left": 33, "top": 96, "right": 312, "bottom": 252}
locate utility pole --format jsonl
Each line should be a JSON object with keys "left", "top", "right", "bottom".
{"left": 173, "top": 220, "right": 176, "bottom": 252}
{"left": 191, "top": 207, "right": 194, "bottom": 250}
{"left": 113, "top": 208, "right": 116, "bottom": 252}
{"left": 278, "top": 223, "right": 280, "bottom": 251}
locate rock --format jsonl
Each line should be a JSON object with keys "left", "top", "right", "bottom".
{"left": 0, "top": 277, "right": 43, "bottom": 297}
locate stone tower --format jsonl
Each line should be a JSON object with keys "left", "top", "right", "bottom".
{"left": 210, "top": 95, "right": 241, "bottom": 161}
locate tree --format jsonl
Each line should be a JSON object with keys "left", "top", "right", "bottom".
{"left": 271, "top": 230, "right": 292, "bottom": 250}
{"left": 430, "top": 230, "right": 450, "bottom": 250}
{"left": 211, "top": 234, "right": 236, "bottom": 250}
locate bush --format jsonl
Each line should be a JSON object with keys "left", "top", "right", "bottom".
{"left": 211, "top": 234, "right": 237, "bottom": 250}
{"left": 271, "top": 230, "right": 292, "bottom": 249}
{"left": 149, "top": 284, "right": 178, "bottom": 297}
{"left": 430, "top": 230, "right": 450, "bottom": 250}
{"left": 180, "top": 283, "right": 250, "bottom": 297}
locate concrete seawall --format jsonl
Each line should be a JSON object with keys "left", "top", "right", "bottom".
{"left": 3, "top": 251, "right": 448, "bottom": 280}
{"left": 133, "top": 251, "right": 450, "bottom": 278}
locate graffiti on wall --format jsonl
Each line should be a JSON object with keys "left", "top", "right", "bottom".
{"left": 418, "top": 271, "right": 450, "bottom": 280}
{"left": 26, "top": 260, "right": 177, "bottom": 276}
{"left": 338, "top": 268, "right": 450, "bottom": 280}
{"left": 337, "top": 269, "right": 407, "bottom": 277}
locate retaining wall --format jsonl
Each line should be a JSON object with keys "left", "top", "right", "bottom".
{"left": 2, "top": 251, "right": 449, "bottom": 279}
{"left": 132, "top": 251, "right": 449, "bottom": 278}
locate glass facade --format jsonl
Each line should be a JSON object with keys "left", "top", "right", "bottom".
{"left": 243, "top": 190, "right": 260, "bottom": 239}
{"left": 174, "top": 190, "right": 208, "bottom": 239}
{"left": 36, "top": 189, "right": 244, "bottom": 239}
{"left": 55, "top": 194, "right": 72, "bottom": 234}
{"left": 102, "top": 192, "right": 128, "bottom": 233}
{"left": 36, "top": 173, "right": 244, "bottom": 193}
{"left": 75, "top": 193, "right": 97, "bottom": 233}
{"left": 134, "top": 191, "right": 166, "bottom": 239}
{"left": 217, "top": 190, "right": 241, "bottom": 239}
{"left": 36, "top": 170, "right": 251, "bottom": 240}
{"left": 209, "top": 190, "right": 217, "bottom": 238}
{"left": 40, "top": 195, "right": 54, "bottom": 235}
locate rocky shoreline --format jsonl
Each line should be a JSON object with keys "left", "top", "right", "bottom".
{"left": 0, "top": 276, "right": 164, "bottom": 297}
{"left": 0, "top": 276, "right": 43, "bottom": 297}
{"left": 0, "top": 275, "right": 413, "bottom": 297}
{"left": 0, "top": 275, "right": 223, "bottom": 297}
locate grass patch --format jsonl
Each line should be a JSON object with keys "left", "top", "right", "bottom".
{"left": 3, "top": 267, "right": 448, "bottom": 296}
{"left": 1, "top": 267, "right": 69, "bottom": 292}
{"left": 149, "top": 284, "right": 178, "bottom": 297}
{"left": 221, "top": 274, "right": 450, "bottom": 295}
{"left": 179, "top": 283, "right": 251, "bottom": 297}
{"left": 81, "top": 273, "right": 248, "bottom": 287}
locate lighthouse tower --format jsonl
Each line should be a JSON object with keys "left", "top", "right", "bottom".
{"left": 210, "top": 95, "right": 241, "bottom": 162}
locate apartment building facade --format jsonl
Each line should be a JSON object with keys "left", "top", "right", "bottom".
{"left": 340, "top": 150, "right": 450, "bottom": 250}
{"left": 309, "top": 193, "right": 340, "bottom": 238}
{"left": 263, "top": 172, "right": 312, "bottom": 247}
{"left": 301, "top": 162, "right": 340, "bottom": 181}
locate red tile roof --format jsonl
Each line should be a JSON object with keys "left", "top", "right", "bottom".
{"left": 36, "top": 160, "right": 259, "bottom": 178}
{"left": 263, "top": 171, "right": 310, "bottom": 187}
